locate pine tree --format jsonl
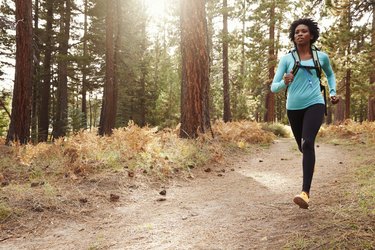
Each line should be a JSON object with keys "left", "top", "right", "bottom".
{"left": 180, "top": 0, "right": 211, "bottom": 138}
{"left": 81, "top": 0, "right": 89, "bottom": 128}
{"left": 222, "top": 0, "right": 232, "bottom": 122}
{"left": 6, "top": 0, "right": 33, "bottom": 144}
{"left": 324, "top": 0, "right": 373, "bottom": 121}
{"left": 38, "top": 0, "right": 54, "bottom": 142}
{"left": 264, "top": 0, "right": 276, "bottom": 123}
{"left": 53, "top": 0, "right": 72, "bottom": 138}
{"left": 368, "top": 2, "right": 375, "bottom": 121}
{"left": 98, "top": 0, "right": 116, "bottom": 135}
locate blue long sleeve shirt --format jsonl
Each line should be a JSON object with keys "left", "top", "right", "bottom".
{"left": 271, "top": 51, "right": 336, "bottom": 110}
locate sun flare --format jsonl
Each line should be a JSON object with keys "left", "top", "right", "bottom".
{"left": 144, "top": 0, "right": 168, "bottom": 19}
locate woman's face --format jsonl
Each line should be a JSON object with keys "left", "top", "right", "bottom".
{"left": 294, "top": 24, "right": 313, "bottom": 45}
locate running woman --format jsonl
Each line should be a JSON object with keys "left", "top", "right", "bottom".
{"left": 271, "top": 18, "right": 339, "bottom": 209}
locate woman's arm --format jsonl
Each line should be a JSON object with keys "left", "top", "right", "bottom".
{"left": 271, "top": 55, "right": 288, "bottom": 93}
{"left": 320, "top": 52, "right": 337, "bottom": 97}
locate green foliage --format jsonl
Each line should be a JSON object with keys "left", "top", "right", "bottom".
{"left": 356, "top": 162, "right": 375, "bottom": 213}
{"left": 69, "top": 108, "right": 86, "bottom": 133}
{"left": 0, "top": 1, "right": 15, "bottom": 90}
{"left": 2, "top": 0, "right": 374, "bottom": 143}
{"left": 0, "top": 201, "right": 12, "bottom": 222}
{"left": 0, "top": 91, "right": 11, "bottom": 136}
{"left": 321, "top": 0, "right": 373, "bottom": 121}
{"left": 0, "top": 113, "right": 9, "bottom": 136}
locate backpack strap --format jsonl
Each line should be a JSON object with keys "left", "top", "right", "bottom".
{"left": 285, "top": 46, "right": 327, "bottom": 115}
{"left": 290, "top": 48, "right": 300, "bottom": 76}
{"left": 285, "top": 48, "right": 300, "bottom": 99}
{"left": 311, "top": 45, "right": 327, "bottom": 115}
{"left": 311, "top": 45, "right": 322, "bottom": 80}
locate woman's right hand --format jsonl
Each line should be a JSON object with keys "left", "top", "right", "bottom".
{"left": 284, "top": 70, "right": 294, "bottom": 86}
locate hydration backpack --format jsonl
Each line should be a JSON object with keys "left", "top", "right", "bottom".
{"left": 286, "top": 45, "right": 327, "bottom": 115}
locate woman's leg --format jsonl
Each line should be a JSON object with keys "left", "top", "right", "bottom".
{"left": 287, "top": 109, "right": 304, "bottom": 153}
{"left": 300, "top": 104, "right": 325, "bottom": 195}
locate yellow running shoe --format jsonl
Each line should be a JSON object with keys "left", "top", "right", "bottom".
{"left": 293, "top": 191, "right": 309, "bottom": 209}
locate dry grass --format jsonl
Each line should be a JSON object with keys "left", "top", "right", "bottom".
{"left": 286, "top": 121, "right": 375, "bottom": 250}
{"left": 211, "top": 120, "right": 275, "bottom": 148}
{"left": 1, "top": 120, "right": 373, "bottom": 246}
{"left": 1, "top": 121, "right": 275, "bottom": 183}
{"left": 319, "top": 120, "right": 375, "bottom": 144}
{"left": 0, "top": 121, "right": 274, "bottom": 236}
{"left": 285, "top": 157, "right": 374, "bottom": 250}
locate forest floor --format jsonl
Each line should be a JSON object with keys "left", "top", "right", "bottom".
{"left": 0, "top": 137, "right": 374, "bottom": 249}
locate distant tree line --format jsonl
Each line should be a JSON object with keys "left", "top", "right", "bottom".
{"left": 0, "top": 0, "right": 374, "bottom": 143}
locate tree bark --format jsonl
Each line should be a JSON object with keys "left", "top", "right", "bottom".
{"left": 344, "top": 2, "right": 351, "bottom": 120}
{"left": 180, "top": 0, "right": 211, "bottom": 138}
{"left": 222, "top": 0, "right": 231, "bottom": 122}
{"left": 368, "top": 2, "right": 375, "bottom": 121}
{"left": 139, "top": 1, "right": 147, "bottom": 127}
{"left": 31, "top": 0, "right": 40, "bottom": 143}
{"left": 53, "top": 0, "right": 71, "bottom": 139}
{"left": 206, "top": 0, "right": 215, "bottom": 123}
{"left": 38, "top": 0, "right": 53, "bottom": 142}
{"left": 334, "top": 97, "right": 345, "bottom": 124}
{"left": 232, "top": 0, "right": 247, "bottom": 119}
{"left": 113, "top": 0, "right": 120, "bottom": 128}
{"left": 345, "top": 68, "right": 351, "bottom": 119}
{"left": 81, "top": 0, "right": 88, "bottom": 129}
{"left": 6, "top": 0, "right": 33, "bottom": 144}
{"left": 99, "top": 0, "right": 116, "bottom": 136}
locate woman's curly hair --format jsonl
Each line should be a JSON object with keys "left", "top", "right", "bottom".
{"left": 288, "top": 18, "right": 320, "bottom": 44}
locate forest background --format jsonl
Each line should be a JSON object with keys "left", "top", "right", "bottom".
{"left": 0, "top": 1, "right": 374, "bottom": 247}
{"left": 0, "top": 0, "right": 374, "bottom": 142}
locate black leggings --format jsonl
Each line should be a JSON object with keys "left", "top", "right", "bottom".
{"left": 287, "top": 104, "right": 325, "bottom": 195}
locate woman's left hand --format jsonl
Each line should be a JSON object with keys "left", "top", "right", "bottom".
{"left": 330, "top": 96, "right": 339, "bottom": 105}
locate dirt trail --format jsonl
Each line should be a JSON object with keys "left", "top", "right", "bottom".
{"left": 0, "top": 138, "right": 353, "bottom": 250}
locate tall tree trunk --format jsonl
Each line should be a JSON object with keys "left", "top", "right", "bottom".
{"left": 99, "top": 0, "right": 116, "bottom": 136}
{"left": 6, "top": 0, "right": 33, "bottom": 144}
{"left": 206, "top": 0, "right": 215, "bottom": 123}
{"left": 31, "top": 0, "right": 40, "bottom": 143}
{"left": 53, "top": 0, "right": 71, "bottom": 139}
{"left": 240, "top": 0, "right": 246, "bottom": 78}
{"left": 180, "top": 0, "right": 211, "bottom": 138}
{"left": 139, "top": 1, "right": 147, "bottom": 127}
{"left": 326, "top": 105, "right": 333, "bottom": 124}
{"left": 222, "top": 0, "right": 231, "bottom": 122}
{"left": 232, "top": 0, "right": 247, "bottom": 118}
{"left": 275, "top": 25, "right": 284, "bottom": 122}
{"left": 368, "top": 2, "right": 375, "bottom": 121}
{"left": 264, "top": 1, "right": 275, "bottom": 122}
{"left": 89, "top": 93, "right": 93, "bottom": 129}
{"left": 81, "top": 0, "right": 88, "bottom": 129}
{"left": 334, "top": 98, "right": 345, "bottom": 124}
{"left": 345, "top": 68, "right": 351, "bottom": 119}
{"left": 344, "top": 2, "right": 351, "bottom": 120}
{"left": 38, "top": 0, "right": 53, "bottom": 142}
{"left": 203, "top": 53, "right": 212, "bottom": 132}
{"left": 112, "top": 0, "right": 120, "bottom": 127}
